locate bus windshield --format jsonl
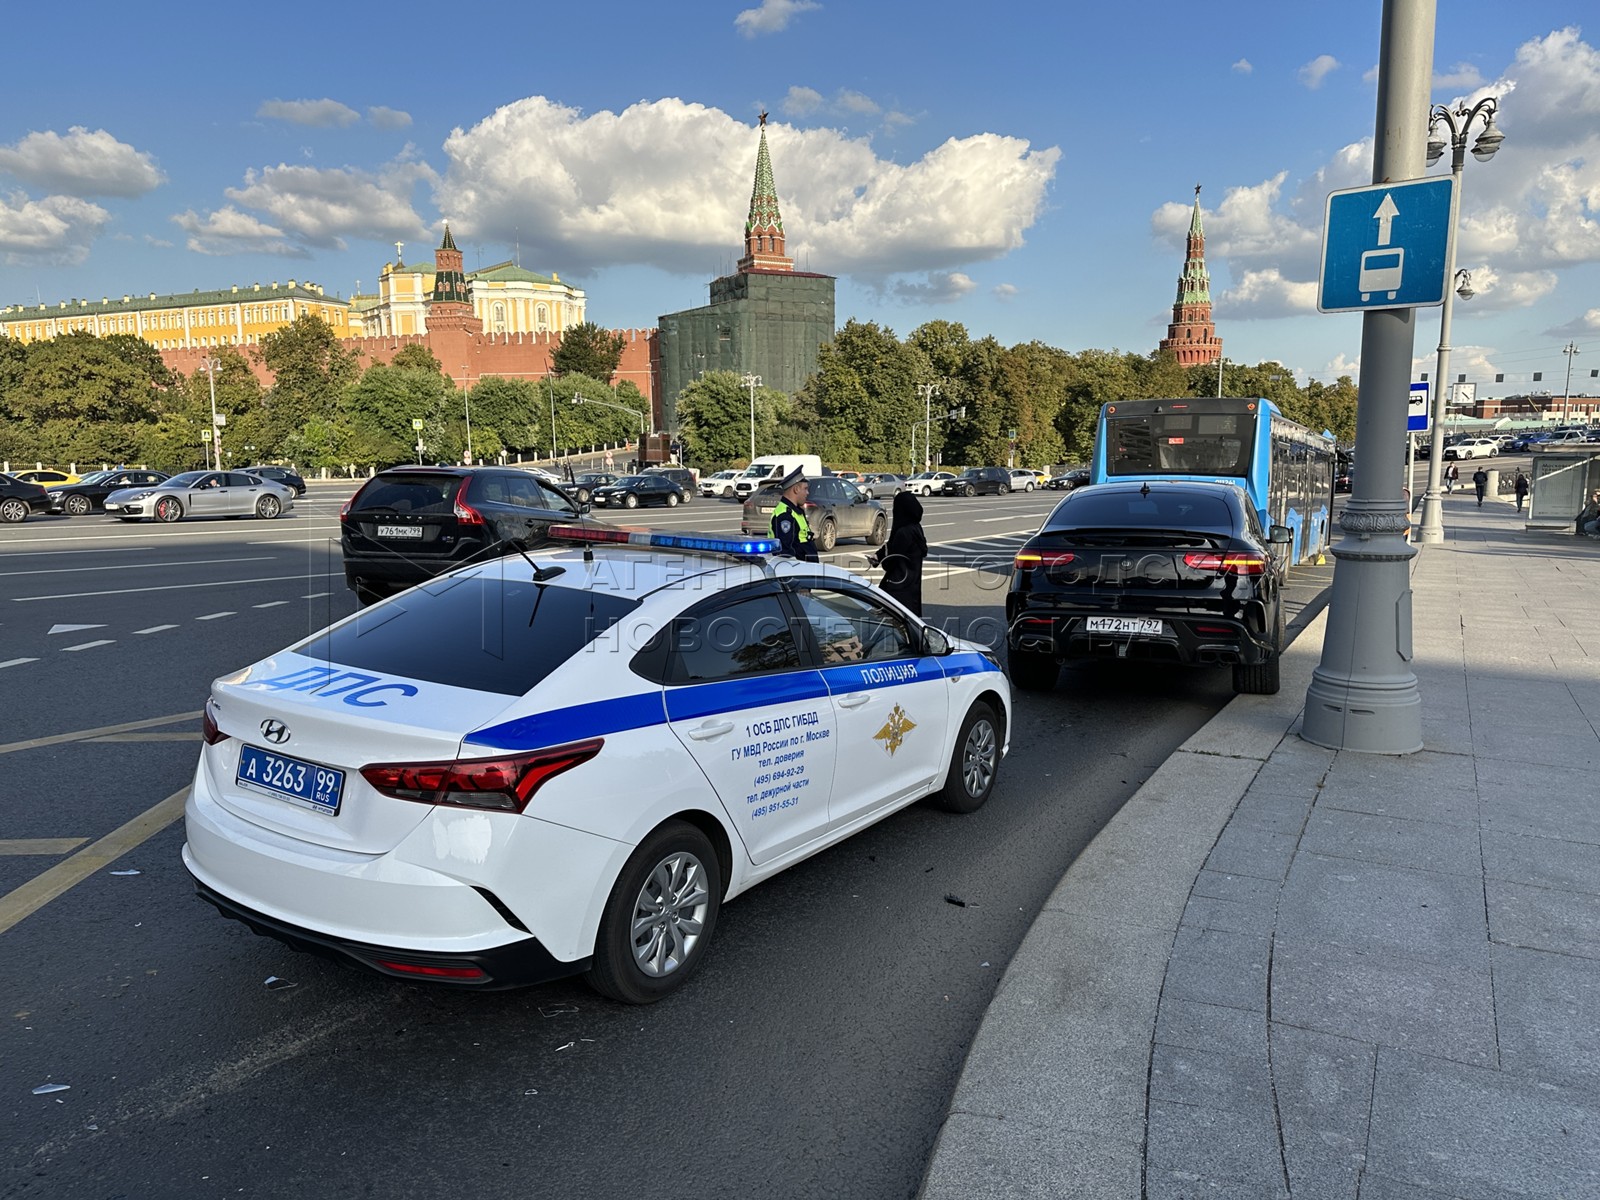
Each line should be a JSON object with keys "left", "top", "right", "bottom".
{"left": 1103, "top": 409, "right": 1256, "bottom": 478}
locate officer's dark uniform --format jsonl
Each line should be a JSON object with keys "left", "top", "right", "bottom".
{"left": 769, "top": 467, "right": 818, "bottom": 562}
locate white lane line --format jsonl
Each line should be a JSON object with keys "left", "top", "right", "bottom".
{"left": 302, "top": 591, "right": 333, "bottom": 599}
{"left": 195, "top": 611, "right": 236, "bottom": 621}
{"left": 252, "top": 600, "right": 291, "bottom": 609}
{"left": 6, "top": 556, "right": 276, "bottom": 577}
{"left": 0, "top": 521, "right": 341, "bottom": 547}
{"left": 134, "top": 624, "right": 179, "bottom": 634}
{"left": 923, "top": 522, "right": 958, "bottom": 528}
{"left": 0, "top": 658, "right": 40, "bottom": 669}
{"left": 10, "top": 574, "right": 341, "bottom": 601}
{"left": 61, "top": 640, "right": 115, "bottom": 652}
{"left": 49, "top": 623, "right": 107, "bottom": 634}
{"left": 975, "top": 516, "right": 1025, "bottom": 523}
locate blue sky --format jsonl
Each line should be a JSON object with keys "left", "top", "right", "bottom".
{"left": 2, "top": 1, "right": 1597, "bottom": 400}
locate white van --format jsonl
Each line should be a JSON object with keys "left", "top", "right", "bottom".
{"left": 731, "top": 454, "right": 824, "bottom": 500}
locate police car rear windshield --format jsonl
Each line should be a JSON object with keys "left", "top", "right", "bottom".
{"left": 297, "top": 574, "right": 640, "bottom": 695}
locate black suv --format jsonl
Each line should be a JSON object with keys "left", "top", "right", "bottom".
{"left": 1006, "top": 480, "right": 1291, "bottom": 696}
{"left": 341, "top": 466, "right": 584, "bottom": 605}
{"left": 642, "top": 466, "right": 696, "bottom": 498}
{"left": 242, "top": 465, "right": 307, "bottom": 496}
{"left": 939, "top": 467, "right": 1013, "bottom": 497}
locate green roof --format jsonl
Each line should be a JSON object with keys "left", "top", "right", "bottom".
{"left": 469, "top": 263, "right": 560, "bottom": 286}
{"left": 2, "top": 282, "right": 339, "bottom": 319}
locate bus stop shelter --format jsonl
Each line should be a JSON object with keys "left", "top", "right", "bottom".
{"left": 1526, "top": 449, "right": 1600, "bottom": 532}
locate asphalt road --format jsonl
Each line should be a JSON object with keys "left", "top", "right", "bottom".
{"left": 1, "top": 481, "right": 1330, "bottom": 1200}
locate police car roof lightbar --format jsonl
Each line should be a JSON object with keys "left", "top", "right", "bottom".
{"left": 547, "top": 525, "right": 778, "bottom": 557}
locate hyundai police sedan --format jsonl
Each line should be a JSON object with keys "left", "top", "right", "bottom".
{"left": 184, "top": 527, "right": 1010, "bottom": 1003}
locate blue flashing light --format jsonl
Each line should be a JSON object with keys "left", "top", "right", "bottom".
{"left": 547, "top": 524, "right": 776, "bottom": 556}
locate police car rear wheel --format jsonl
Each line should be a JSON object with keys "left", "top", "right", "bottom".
{"left": 588, "top": 821, "right": 722, "bottom": 1004}
{"left": 930, "top": 702, "right": 1001, "bottom": 814}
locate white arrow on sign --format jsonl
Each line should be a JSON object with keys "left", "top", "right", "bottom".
{"left": 1372, "top": 193, "right": 1400, "bottom": 246}
{"left": 49, "top": 624, "right": 107, "bottom": 635}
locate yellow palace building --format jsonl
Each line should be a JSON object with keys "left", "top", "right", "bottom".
{"left": 0, "top": 280, "right": 351, "bottom": 349}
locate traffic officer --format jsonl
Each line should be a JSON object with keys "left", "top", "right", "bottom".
{"left": 769, "top": 466, "right": 818, "bottom": 561}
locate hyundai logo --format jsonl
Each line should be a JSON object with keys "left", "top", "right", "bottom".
{"left": 260, "top": 719, "right": 290, "bottom": 744}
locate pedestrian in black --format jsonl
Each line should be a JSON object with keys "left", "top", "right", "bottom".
{"left": 1473, "top": 466, "right": 1489, "bottom": 507}
{"left": 1514, "top": 470, "right": 1530, "bottom": 513}
{"left": 870, "top": 490, "right": 928, "bottom": 615}
{"left": 768, "top": 467, "right": 818, "bottom": 561}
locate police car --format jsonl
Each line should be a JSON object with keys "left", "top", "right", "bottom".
{"left": 183, "top": 527, "right": 1011, "bottom": 1003}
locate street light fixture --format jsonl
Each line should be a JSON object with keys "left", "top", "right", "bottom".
{"left": 460, "top": 365, "right": 474, "bottom": 464}
{"left": 741, "top": 373, "right": 761, "bottom": 463}
{"left": 917, "top": 382, "right": 942, "bottom": 472}
{"left": 200, "top": 357, "right": 221, "bottom": 470}
{"left": 1416, "top": 96, "right": 1503, "bottom": 546}
{"left": 571, "top": 393, "right": 648, "bottom": 442}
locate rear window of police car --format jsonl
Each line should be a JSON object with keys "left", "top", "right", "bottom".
{"left": 297, "top": 573, "right": 640, "bottom": 695}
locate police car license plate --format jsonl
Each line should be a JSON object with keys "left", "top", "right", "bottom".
{"left": 1086, "top": 616, "right": 1165, "bottom": 636}
{"left": 376, "top": 524, "right": 423, "bottom": 539}
{"left": 237, "top": 745, "right": 344, "bottom": 815}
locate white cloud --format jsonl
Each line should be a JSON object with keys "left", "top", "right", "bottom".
{"left": 1434, "top": 62, "right": 1485, "bottom": 90}
{"left": 1153, "top": 174, "right": 1320, "bottom": 281}
{"left": 173, "top": 206, "right": 304, "bottom": 257}
{"left": 1231, "top": 59, "right": 1253, "bottom": 75}
{"left": 1298, "top": 55, "right": 1341, "bottom": 90}
{"left": 835, "top": 89, "right": 880, "bottom": 116}
{"left": 889, "top": 271, "right": 977, "bottom": 304}
{"left": 0, "top": 127, "right": 165, "bottom": 198}
{"left": 993, "top": 283, "right": 1018, "bottom": 300}
{"left": 734, "top": 0, "right": 820, "bottom": 37}
{"left": 1217, "top": 267, "right": 1319, "bottom": 319}
{"left": 217, "top": 160, "right": 438, "bottom": 250}
{"left": 1544, "top": 307, "right": 1600, "bottom": 338}
{"left": 257, "top": 98, "right": 361, "bottom": 128}
{"left": 782, "top": 86, "right": 823, "bottom": 116}
{"left": 368, "top": 106, "right": 413, "bottom": 130}
{"left": 1325, "top": 353, "right": 1360, "bottom": 381}
{"left": 0, "top": 190, "right": 111, "bottom": 265}
{"left": 437, "top": 97, "right": 1057, "bottom": 281}
{"left": 1450, "top": 263, "right": 1558, "bottom": 309}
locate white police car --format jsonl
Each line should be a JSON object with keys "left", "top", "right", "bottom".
{"left": 184, "top": 527, "right": 1011, "bottom": 1003}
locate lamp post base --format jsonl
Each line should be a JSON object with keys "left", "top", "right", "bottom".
{"left": 1414, "top": 491, "right": 1446, "bottom": 544}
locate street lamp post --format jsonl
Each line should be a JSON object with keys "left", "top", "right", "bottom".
{"left": 1416, "top": 96, "right": 1503, "bottom": 545}
{"left": 460, "top": 365, "right": 474, "bottom": 464}
{"left": 201, "top": 357, "right": 221, "bottom": 470}
{"left": 1560, "top": 342, "right": 1581, "bottom": 424}
{"left": 740, "top": 373, "right": 761, "bottom": 462}
{"left": 571, "top": 394, "right": 647, "bottom": 443}
{"left": 917, "top": 382, "right": 941, "bottom": 472}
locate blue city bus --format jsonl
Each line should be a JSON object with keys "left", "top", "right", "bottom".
{"left": 1089, "top": 396, "right": 1335, "bottom": 566}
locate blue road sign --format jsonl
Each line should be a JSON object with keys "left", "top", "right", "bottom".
{"left": 1407, "top": 382, "right": 1430, "bottom": 432}
{"left": 1318, "top": 177, "right": 1455, "bottom": 313}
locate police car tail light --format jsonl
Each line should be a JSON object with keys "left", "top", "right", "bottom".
{"left": 201, "top": 698, "right": 231, "bottom": 746}
{"left": 360, "top": 738, "right": 603, "bottom": 813}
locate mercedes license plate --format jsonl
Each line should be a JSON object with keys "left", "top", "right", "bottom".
{"left": 1086, "top": 616, "right": 1165, "bottom": 636}
{"left": 237, "top": 745, "right": 345, "bottom": 815}
{"left": 376, "top": 523, "right": 423, "bottom": 539}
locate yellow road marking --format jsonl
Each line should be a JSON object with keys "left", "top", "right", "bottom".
{"left": 0, "top": 838, "right": 88, "bottom": 856}
{"left": 0, "top": 788, "right": 188, "bottom": 935}
{"left": 0, "top": 711, "right": 201, "bottom": 755}
{"left": 86, "top": 732, "right": 201, "bottom": 743}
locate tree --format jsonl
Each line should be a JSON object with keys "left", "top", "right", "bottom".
{"left": 256, "top": 315, "right": 361, "bottom": 449}
{"left": 390, "top": 343, "right": 444, "bottom": 375}
{"left": 676, "top": 371, "right": 790, "bottom": 466}
{"left": 551, "top": 322, "right": 626, "bottom": 382}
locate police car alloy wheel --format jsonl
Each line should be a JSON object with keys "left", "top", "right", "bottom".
{"left": 930, "top": 702, "right": 1001, "bottom": 814}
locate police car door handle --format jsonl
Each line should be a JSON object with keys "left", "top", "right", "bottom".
{"left": 837, "top": 693, "right": 870, "bottom": 709}
{"left": 686, "top": 720, "right": 734, "bottom": 740}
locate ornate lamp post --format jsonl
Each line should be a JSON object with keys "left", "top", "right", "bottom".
{"left": 1415, "top": 96, "right": 1503, "bottom": 545}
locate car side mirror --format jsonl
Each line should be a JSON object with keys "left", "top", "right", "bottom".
{"left": 921, "top": 626, "right": 951, "bottom": 656}
{"left": 578, "top": 502, "right": 593, "bottom": 515}
{"left": 1268, "top": 524, "right": 1293, "bottom": 546}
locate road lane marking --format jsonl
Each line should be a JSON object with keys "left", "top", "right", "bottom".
{"left": 302, "top": 591, "right": 333, "bottom": 599}
{"left": 86, "top": 732, "right": 200, "bottom": 743}
{"left": 0, "top": 839, "right": 88, "bottom": 856}
{"left": 0, "top": 711, "right": 201, "bottom": 755}
{"left": 9, "top": 556, "right": 275, "bottom": 577}
{"left": 61, "top": 640, "right": 116, "bottom": 652}
{"left": 10, "top": 574, "right": 342, "bottom": 601}
{"left": 0, "top": 658, "right": 40, "bottom": 669}
{"left": 135, "top": 624, "right": 179, "bottom": 634}
{"left": 0, "top": 787, "right": 187, "bottom": 936}
{"left": 49, "top": 623, "right": 107, "bottom": 634}
{"left": 0, "top": 523, "right": 339, "bottom": 547}
{"left": 195, "top": 612, "right": 237, "bottom": 620}
{"left": 252, "top": 601, "right": 290, "bottom": 608}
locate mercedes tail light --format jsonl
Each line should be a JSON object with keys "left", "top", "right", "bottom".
{"left": 1183, "top": 552, "right": 1269, "bottom": 576}
{"left": 360, "top": 739, "right": 603, "bottom": 813}
{"left": 1014, "top": 549, "right": 1076, "bottom": 570}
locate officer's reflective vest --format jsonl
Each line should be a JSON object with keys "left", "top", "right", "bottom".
{"left": 770, "top": 496, "right": 814, "bottom": 550}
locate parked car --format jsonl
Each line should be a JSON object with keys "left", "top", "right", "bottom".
{"left": 1007, "top": 469, "right": 1040, "bottom": 493}
{"left": 641, "top": 466, "right": 697, "bottom": 498}
{"left": 939, "top": 467, "right": 1013, "bottom": 497}
{"left": 1044, "top": 469, "right": 1091, "bottom": 491}
{"left": 241, "top": 465, "right": 307, "bottom": 496}
{"left": 340, "top": 466, "right": 583, "bottom": 605}
{"left": 591, "top": 474, "right": 687, "bottom": 509}
{"left": 834, "top": 470, "right": 864, "bottom": 484}
{"left": 103, "top": 470, "right": 295, "bottom": 524}
{"left": 905, "top": 471, "right": 956, "bottom": 497}
{"left": 741, "top": 475, "right": 888, "bottom": 552}
{"left": 49, "top": 468, "right": 171, "bottom": 515}
{"left": 1443, "top": 438, "right": 1500, "bottom": 460}
{"left": 0, "top": 473, "right": 52, "bottom": 523}
{"left": 859, "top": 473, "right": 906, "bottom": 499}
{"left": 11, "top": 469, "right": 80, "bottom": 488}
{"left": 1533, "top": 430, "right": 1590, "bottom": 447}
{"left": 569, "top": 472, "right": 621, "bottom": 505}
{"left": 698, "top": 469, "right": 742, "bottom": 499}
{"left": 1006, "top": 480, "right": 1291, "bottom": 697}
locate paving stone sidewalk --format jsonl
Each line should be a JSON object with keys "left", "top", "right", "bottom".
{"left": 921, "top": 493, "right": 1600, "bottom": 1199}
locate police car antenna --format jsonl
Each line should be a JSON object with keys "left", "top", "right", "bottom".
{"left": 515, "top": 545, "right": 567, "bottom": 583}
